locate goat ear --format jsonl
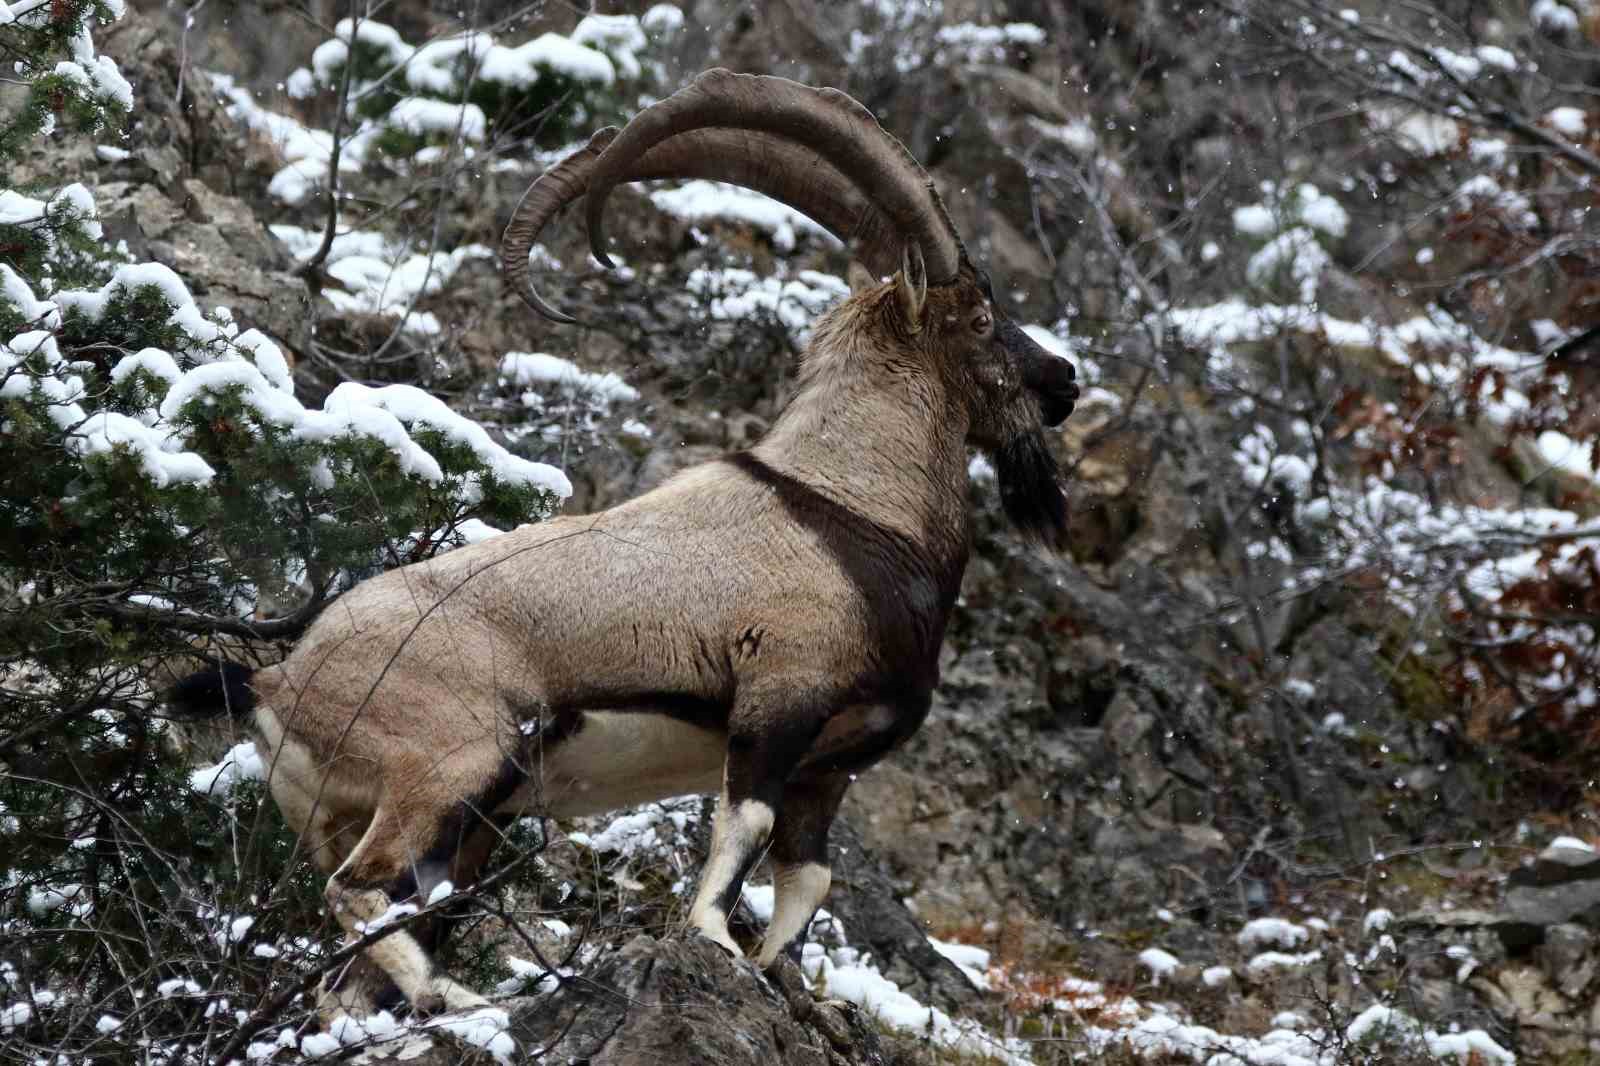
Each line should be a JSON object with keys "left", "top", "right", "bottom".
{"left": 894, "top": 243, "right": 927, "bottom": 333}
{"left": 846, "top": 260, "right": 878, "bottom": 294}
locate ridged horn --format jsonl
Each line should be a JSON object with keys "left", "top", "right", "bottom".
{"left": 500, "top": 69, "right": 967, "bottom": 322}
{"left": 584, "top": 69, "right": 962, "bottom": 281}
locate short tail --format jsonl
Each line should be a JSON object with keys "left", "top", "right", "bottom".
{"left": 166, "top": 661, "right": 258, "bottom": 719}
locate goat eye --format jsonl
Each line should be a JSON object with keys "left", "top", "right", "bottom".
{"left": 971, "top": 314, "right": 992, "bottom": 334}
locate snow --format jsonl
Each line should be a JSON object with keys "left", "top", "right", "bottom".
{"left": 1082, "top": 1012, "right": 1323, "bottom": 1066}
{"left": 157, "top": 977, "right": 203, "bottom": 996}
{"left": 1362, "top": 908, "right": 1394, "bottom": 935}
{"left": 1237, "top": 918, "right": 1311, "bottom": 950}
{"left": 0, "top": 188, "right": 51, "bottom": 226}
{"left": 322, "top": 382, "right": 571, "bottom": 498}
{"left": 1543, "top": 835, "right": 1596, "bottom": 856}
{"left": 27, "top": 883, "right": 90, "bottom": 917}
{"left": 1427, "top": 1031, "right": 1515, "bottom": 1064}
{"left": 2, "top": 331, "right": 88, "bottom": 429}
{"left": 500, "top": 352, "right": 638, "bottom": 406}
{"left": 642, "top": 5, "right": 685, "bottom": 34}
{"left": 806, "top": 945, "right": 1031, "bottom": 1065}
{"left": 63, "top": 27, "right": 132, "bottom": 111}
{"left": 285, "top": 67, "right": 316, "bottom": 99}
{"left": 208, "top": 72, "right": 359, "bottom": 206}
{"left": 575, "top": 796, "right": 698, "bottom": 858}
{"left": 929, "top": 938, "right": 992, "bottom": 990}
{"left": 1030, "top": 115, "right": 1098, "bottom": 155}
{"left": 1455, "top": 174, "right": 1537, "bottom": 228}
{"left": 269, "top": 223, "right": 392, "bottom": 264}
{"left": 1232, "top": 204, "right": 1276, "bottom": 237}
{"left": 1235, "top": 424, "right": 1313, "bottom": 496}
{"left": 297, "top": 1009, "right": 433, "bottom": 1060}
{"left": 1246, "top": 949, "right": 1322, "bottom": 975}
{"left": 2, "top": 264, "right": 61, "bottom": 329}
{"left": 1233, "top": 184, "right": 1345, "bottom": 242}
{"left": 1201, "top": 965, "right": 1233, "bottom": 987}
{"left": 1137, "top": 947, "right": 1180, "bottom": 984}
{"left": 422, "top": 1007, "right": 516, "bottom": 1062}
{"left": 190, "top": 741, "right": 267, "bottom": 797}
{"left": 1531, "top": 0, "right": 1580, "bottom": 33}
{"left": 1346, "top": 1003, "right": 1412, "bottom": 1042}
{"left": 685, "top": 267, "right": 850, "bottom": 341}
{"left": 231, "top": 329, "right": 293, "bottom": 394}
{"left": 387, "top": 97, "right": 487, "bottom": 141}
{"left": 649, "top": 180, "right": 836, "bottom": 254}
{"left": 1, "top": 182, "right": 100, "bottom": 244}
{"left": 94, "top": 143, "right": 130, "bottom": 162}
{"left": 1369, "top": 106, "right": 1460, "bottom": 155}
{"left": 160, "top": 360, "right": 302, "bottom": 428}
{"left": 1428, "top": 46, "right": 1482, "bottom": 81}
{"left": 1294, "top": 185, "right": 1348, "bottom": 238}
{"left": 151, "top": 353, "right": 570, "bottom": 501}
{"left": 74, "top": 411, "right": 216, "bottom": 486}
{"left": 935, "top": 21, "right": 1047, "bottom": 63}
{"left": 1546, "top": 106, "right": 1587, "bottom": 137}
{"left": 56, "top": 261, "right": 223, "bottom": 347}
{"left": 1474, "top": 45, "right": 1517, "bottom": 72}
{"left": 571, "top": 13, "right": 647, "bottom": 78}
{"left": 318, "top": 244, "right": 494, "bottom": 332}
{"left": 1246, "top": 227, "right": 1329, "bottom": 303}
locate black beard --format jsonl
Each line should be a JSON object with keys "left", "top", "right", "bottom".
{"left": 995, "top": 433, "right": 1069, "bottom": 551}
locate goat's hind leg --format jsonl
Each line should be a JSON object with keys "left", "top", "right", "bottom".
{"left": 321, "top": 754, "right": 518, "bottom": 1016}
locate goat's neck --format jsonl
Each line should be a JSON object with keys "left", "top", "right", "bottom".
{"left": 754, "top": 348, "right": 969, "bottom": 567}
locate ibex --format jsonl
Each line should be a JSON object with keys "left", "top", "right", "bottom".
{"left": 170, "top": 68, "right": 1078, "bottom": 1017}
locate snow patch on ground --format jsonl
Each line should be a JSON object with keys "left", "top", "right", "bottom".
{"left": 650, "top": 181, "right": 837, "bottom": 253}
{"left": 499, "top": 352, "right": 637, "bottom": 406}
{"left": 685, "top": 267, "right": 849, "bottom": 342}
{"left": 1237, "top": 917, "right": 1312, "bottom": 951}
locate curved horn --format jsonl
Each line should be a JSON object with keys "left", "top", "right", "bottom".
{"left": 501, "top": 125, "right": 938, "bottom": 321}
{"left": 583, "top": 68, "right": 963, "bottom": 282}
{"left": 501, "top": 126, "right": 620, "bottom": 324}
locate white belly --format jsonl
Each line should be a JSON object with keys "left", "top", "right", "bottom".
{"left": 507, "top": 710, "right": 726, "bottom": 819}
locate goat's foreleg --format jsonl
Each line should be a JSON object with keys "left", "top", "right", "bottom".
{"left": 755, "top": 772, "right": 848, "bottom": 968}
{"left": 687, "top": 696, "right": 825, "bottom": 956}
{"left": 687, "top": 781, "right": 776, "bottom": 956}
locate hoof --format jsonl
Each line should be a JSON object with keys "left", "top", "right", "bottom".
{"left": 428, "top": 975, "right": 491, "bottom": 1013}
{"left": 410, "top": 991, "right": 448, "bottom": 1018}
{"left": 317, "top": 975, "right": 376, "bottom": 1026}
{"left": 810, "top": 1001, "right": 854, "bottom": 1050}
{"left": 765, "top": 956, "right": 812, "bottom": 1020}
{"left": 689, "top": 926, "right": 744, "bottom": 959}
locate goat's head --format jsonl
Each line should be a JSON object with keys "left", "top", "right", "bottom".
{"left": 840, "top": 251, "right": 1078, "bottom": 547}
{"left": 501, "top": 68, "right": 1078, "bottom": 547}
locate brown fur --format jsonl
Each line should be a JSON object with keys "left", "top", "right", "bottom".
{"left": 230, "top": 263, "right": 1074, "bottom": 1016}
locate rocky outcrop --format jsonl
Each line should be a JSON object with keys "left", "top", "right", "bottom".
{"left": 349, "top": 936, "right": 885, "bottom": 1066}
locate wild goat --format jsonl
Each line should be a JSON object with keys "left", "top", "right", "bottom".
{"left": 170, "top": 68, "right": 1078, "bottom": 1018}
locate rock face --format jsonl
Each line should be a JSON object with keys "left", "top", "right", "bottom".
{"left": 351, "top": 936, "right": 884, "bottom": 1066}
{"left": 512, "top": 937, "right": 881, "bottom": 1066}
{"left": 1506, "top": 847, "right": 1600, "bottom": 927}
